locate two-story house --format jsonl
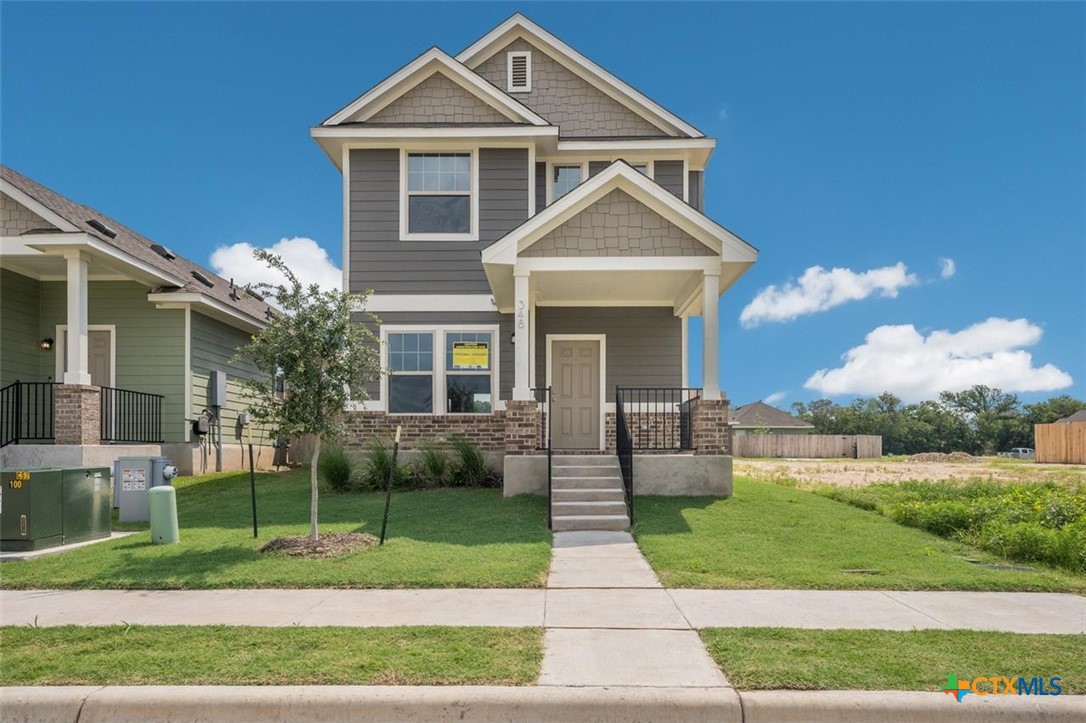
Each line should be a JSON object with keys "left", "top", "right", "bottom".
{"left": 311, "top": 14, "right": 757, "bottom": 527}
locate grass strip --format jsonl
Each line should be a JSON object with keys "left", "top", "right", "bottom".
{"left": 0, "top": 625, "right": 542, "bottom": 686}
{"left": 0, "top": 470, "right": 551, "bottom": 590}
{"left": 701, "top": 628, "right": 1086, "bottom": 693}
{"left": 634, "top": 478, "right": 1086, "bottom": 591}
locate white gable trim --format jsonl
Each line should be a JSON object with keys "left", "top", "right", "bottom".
{"left": 323, "top": 48, "right": 550, "bottom": 127}
{"left": 481, "top": 162, "right": 756, "bottom": 266}
{"left": 457, "top": 14, "right": 704, "bottom": 139}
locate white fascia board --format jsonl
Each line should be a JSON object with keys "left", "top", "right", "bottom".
{"left": 0, "top": 182, "right": 80, "bottom": 232}
{"left": 23, "top": 233, "right": 185, "bottom": 287}
{"left": 322, "top": 48, "right": 550, "bottom": 127}
{"left": 516, "top": 257, "right": 718, "bottom": 273}
{"left": 456, "top": 14, "right": 704, "bottom": 138}
{"left": 147, "top": 292, "right": 265, "bottom": 333}
{"left": 556, "top": 138, "right": 716, "bottom": 152}
{"left": 363, "top": 294, "right": 497, "bottom": 313}
{"left": 311, "top": 125, "right": 558, "bottom": 139}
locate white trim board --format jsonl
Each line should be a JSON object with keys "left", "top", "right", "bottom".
{"left": 545, "top": 333, "right": 607, "bottom": 451}
{"left": 363, "top": 295, "right": 496, "bottom": 313}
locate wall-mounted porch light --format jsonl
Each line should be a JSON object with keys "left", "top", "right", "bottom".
{"left": 510, "top": 333, "right": 516, "bottom": 345}
{"left": 39, "top": 337, "right": 54, "bottom": 351}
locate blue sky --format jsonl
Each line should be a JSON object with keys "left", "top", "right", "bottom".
{"left": 3, "top": 2, "right": 1083, "bottom": 407}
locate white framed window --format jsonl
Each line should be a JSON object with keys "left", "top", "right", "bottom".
{"left": 543, "top": 159, "right": 656, "bottom": 204}
{"left": 628, "top": 163, "right": 649, "bottom": 175}
{"left": 507, "top": 51, "right": 531, "bottom": 93}
{"left": 382, "top": 325, "right": 499, "bottom": 415}
{"left": 400, "top": 150, "right": 478, "bottom": 240}
{"left": 552, "top": 164, "right": 583, "bottom": 201}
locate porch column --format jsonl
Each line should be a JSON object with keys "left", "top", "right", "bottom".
{"left": 513, "top": 270, "right": 531, "bottom": 400}
{"left": 701, "top": 271, "right": 721, "bottom": 400}
{"left": 681, "top": 313, "right": 690, "bottom": 388}
{"left": 63, "top": 250, "right": 92, "bottom": 385}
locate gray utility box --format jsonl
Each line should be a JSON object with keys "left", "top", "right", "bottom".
{"left": 114, "top": 457, "right": 176, "bottom": 523}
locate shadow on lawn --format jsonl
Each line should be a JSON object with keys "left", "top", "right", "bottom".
{"left": 96, "top": 539, "right": 262, "bottom": 588}
{"left": 632, "top": 495, "right": 719, "bottom": 535}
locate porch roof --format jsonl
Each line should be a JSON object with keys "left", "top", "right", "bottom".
{"left": 481, "top": 161, "right": 757, "bottom": 314}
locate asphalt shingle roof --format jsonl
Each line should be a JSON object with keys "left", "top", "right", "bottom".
{"left": 729, "top": 401, "right": 814, "bottom": 429}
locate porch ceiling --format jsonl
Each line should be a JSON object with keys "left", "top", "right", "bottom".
{"left": 0, "top": 235, "right": 161, "bottom": 284}
{"left": 532, "top": 268, "right": 701, "bottom": 310}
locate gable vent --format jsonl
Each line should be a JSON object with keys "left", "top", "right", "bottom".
{"left": 191, "top": 270, "right": 214, "bottom": 288}
{"left": 150, "top": 243, "right": 176, "bottom": 260}
{"left": 86, "top": 219, "right": 117, "bottom": 239}
{"left": 507, "top": 51, "right": 531, "bottom": 93}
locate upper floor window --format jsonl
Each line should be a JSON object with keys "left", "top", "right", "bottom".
{"left": 405, "top": 152, "right": 472, "bottom": 236}
{"left": 553, "top": 165, "right": 582, "bottom": 201}
{"left": 629, "top": 163, "right": 649, "bottom": 175}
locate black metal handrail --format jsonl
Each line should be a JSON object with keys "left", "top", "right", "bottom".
{"left": 615, "top": 386, "right": 634, "bottom": 526}
{"left": 0, "top": 381, "right": 58, "bottom": 447}
{"left": 531, "top": 386, "right": 554, "bottom": 529}
{"left": 101, "top": 386, "right": 164, "bottom": 443}
{"left": 615, "top": 387, "right": 702, "bottom": 451}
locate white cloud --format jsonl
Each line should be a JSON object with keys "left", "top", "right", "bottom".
{"left": 804, "top": 317, "right": 1073, "bottom": 402}
{"left": 718, "top": 107, "right": 729, "bottom": 121}
{"left": 763, "top": 391, "right": 787, "bottom": 406}
{"left": 210, "top": 237, "right": 341, "bottom": 294}
{"left": 740, "top": 263, "right": 919, "bottom": 327}
{"left": 939, "top": 257, "right": 956, "bottom": 279}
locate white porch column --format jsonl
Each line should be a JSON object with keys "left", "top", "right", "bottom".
{"left": 63, "top": 250, "right": 92, "bottom": 385}
{"left": 701, "top": 271, "right": 721, "bottom": 400}
{"left": 681, "top": 313, "right": 690, "bottom": 388}
{"left": 512, "top": 270, "right": 532, "bottom": 400}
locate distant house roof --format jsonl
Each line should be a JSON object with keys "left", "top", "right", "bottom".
{"left": 1055, "top": 410, "right": 1086, "bottom": 424}
{"left": 1, "top": 165, "right": 272, "bottom": 328}
{"left": 729, "top": 401, "right": 814, "bottom": 429}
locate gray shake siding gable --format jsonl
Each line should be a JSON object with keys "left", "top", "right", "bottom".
{"left": 368, "top": 73, "right": 511, "bottom": 125}
{"left": 348, "top": 148, "right": 529, "bottom": 295}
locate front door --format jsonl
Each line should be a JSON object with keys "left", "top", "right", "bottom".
{"left": 552, "top": 339, "right": 600, "bottom": 449}
{"left": 59, "top": 329, "right": 112, "bottom": 386}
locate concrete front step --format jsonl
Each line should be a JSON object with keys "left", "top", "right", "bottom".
{"left": 552, "top": 476, "right": 624, "bottom": 491}
{"left": 552, "top": 514, "right": 630, "bottom": 532}
{"left": 552, "top": 500, "right": 629, "bottom": 517}
{"left": 552, "top": 488, "right": 627, "bottom": 503}
{"left": 553, "top": 465, "right": 620, "bottom": 478}
{"left": 551, "top": 455, "right": 620, "bottom": 465}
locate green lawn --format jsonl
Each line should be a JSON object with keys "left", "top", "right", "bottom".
{"left": 634, "top": 478, "right": 1086, "bottom": 591}
{"left": 0, "top": 470, "right": 551, "bottom": 589}
{"left": 701, "top": 628, "right": 1086, "bottom": 692}
{"left": 0, "top": 625, "right": 541, "bottom": 686}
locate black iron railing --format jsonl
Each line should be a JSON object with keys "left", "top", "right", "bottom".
{"left": 615, "top": 386, "right": 634, "bottom": 526}
{"left": 615, "top": 387, "right": 702, "bottom": 451}
{"left": 101, "top": 386, "right": 164, "bottom": 443}
{"left": 531, "top": 386, "right": 554, "bottom": 529}
{"left": 0, "top": 381, "right": 58, "bottom": 448}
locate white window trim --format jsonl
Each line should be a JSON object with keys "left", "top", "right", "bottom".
{"left": 380, "top": 324, "right": 500, "bottom": 415}
{"left": 506, "top": 50, "right": 532, "bottom": 93}
{"left": 546, "top": 161, "right": 587, "bottom": 204}
{"left": 399, "top": 149, "right": 480, "bottom": 242}
{"left": 545, "top": 333, "right": 607, "bottom": 451}
{"left": 544, "top": 160, "right": 655, "bottom": 205}
{"left": 55, "top": 324, "right": 117, "bottom": 387}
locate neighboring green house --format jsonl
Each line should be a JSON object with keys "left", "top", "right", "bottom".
{"left": 0, "top": 165, "right": 276, "bottom": 473}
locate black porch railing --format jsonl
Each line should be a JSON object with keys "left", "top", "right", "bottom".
{"left": 615, "top": 387, "right": 702, "bottom": 451}
{"left": 531, "top": 386, "right": 554, "bottom": 529}
{"left": 100, "top": 386, "right": 164, "bottom": 444}
{"left": 0, "top": 381, "right": 58, "bottom": 448}
{"left": 615, "top": 387, "right": 635, "bottom": 526}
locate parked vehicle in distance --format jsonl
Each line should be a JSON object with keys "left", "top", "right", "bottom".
{"left": 998, "top": 448, "right": 1036, "bottom": 459}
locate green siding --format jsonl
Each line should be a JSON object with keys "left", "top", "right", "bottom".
{"left": 38, "top": 281, "right": 187, "bottom": 442}
{"left": 190, "top": 312, "right": 272, "bottom": 444}
{"left": 0, "top": 269, "right": 42, "bottom": 386}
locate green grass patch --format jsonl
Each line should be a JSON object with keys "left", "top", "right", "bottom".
{"left": 701, "top": 628, "right": 1086, "bottom": 692}
{"left": 634, "top": 478, "right": 1086, "bottom": 591}
{"left": 0, "top": 625, "right": 541, "bottom": 686}
{"left": 0, "top": 469, "right": 551, "bottom": 589}
{"left": 820, "top": 480, "right": 1086, "bottom": 573}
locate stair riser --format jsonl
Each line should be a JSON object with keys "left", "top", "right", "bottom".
{"left": 552, "top": 490, "right": 627, "bottom": 503}
{"left": 552, "top": 502, "right": 628, "bottom": 516}
{"left": 552, "top": 516, "right": 630, "bottom": 532}
{"left": 552, "top": 456, "right": 621, "bottom": 465}
{"left": 552, "top": 478, "right": 624, "bottom": 490}
{"left": 553, "top": 466, "right": 621, "bottom": 477}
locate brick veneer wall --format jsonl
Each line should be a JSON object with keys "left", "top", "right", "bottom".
{"left": 504, "top": 400, "right": 542, "bottom": 455}
{"left": 690, "top": 398, "right": 731, "bottom": 456}
{"left": 54, "top": 384, "right": 101, "bottom": 445}
{"left": 344, "top": 412, "right": 506, "bottom": 452}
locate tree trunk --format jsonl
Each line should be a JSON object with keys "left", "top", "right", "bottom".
{"left": 310, "top": 435, "right": 321, "bottom": 542}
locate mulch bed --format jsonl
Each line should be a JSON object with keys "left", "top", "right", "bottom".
{"left": 258, "top": 532, "right": 380, "bottom": 558}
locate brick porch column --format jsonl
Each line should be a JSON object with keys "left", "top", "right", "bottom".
{"left": 691, "top": 396, "right": 730, "bottom": 456}
{"left": 504, "top": 400, "right": 540, "bottom": 455}
{"left": 54, "top": 384, "right": 101, "bottom": 445}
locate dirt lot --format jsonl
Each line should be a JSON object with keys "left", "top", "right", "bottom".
{"left": 734, "top": 456, "right": 1086, "bottom": 488}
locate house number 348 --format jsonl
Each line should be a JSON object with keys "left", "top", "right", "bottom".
{"left": 516, "top": 300, "right": 526, "bottom": 330}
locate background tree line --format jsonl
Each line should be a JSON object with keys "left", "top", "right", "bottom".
{"left": 790, "top": 386, "right": 1085, "bottom": 456}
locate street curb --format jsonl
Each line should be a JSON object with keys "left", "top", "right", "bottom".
{"left": 3, "top": 686, "right": 1084, "bottom": 722}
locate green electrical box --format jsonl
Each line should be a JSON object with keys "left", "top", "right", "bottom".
{"left": 0, "top": 467, "right": 111, "bottom": 552}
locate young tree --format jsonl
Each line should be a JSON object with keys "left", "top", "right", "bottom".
{"left": 237, "top": 250, "right": 380, "bottom": 542}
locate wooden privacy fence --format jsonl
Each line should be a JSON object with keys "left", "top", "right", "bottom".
{"left": 734, "top": 434, "right": 882, "bottom": 459}
{"left": 1035, "top": 422, "right": 1086, "bottom": 464}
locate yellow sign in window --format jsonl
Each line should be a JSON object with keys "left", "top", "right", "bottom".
{"left": 452, "top": 341, "right": 489, "bottom": 370}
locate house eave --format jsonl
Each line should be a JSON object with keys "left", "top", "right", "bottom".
{"left": 147, "top": 292, "right": 266, "bottom": 333}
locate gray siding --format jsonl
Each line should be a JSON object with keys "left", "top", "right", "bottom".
{"left": 534, "top": 307, "right": 681, "bottom": 403}
{"left": 654, "top": 161, "right": 684, "bottom": 199}
{"left": 0, "top": 269, "right": 41, "bottom": 386}
{"left": 535, "top": 162, "right": 546, "bottom": 214}
{"left": 588, "top": 161, "right": 608, "bottom": 178}
{"left": 190, "top": 312, "right": 271, "bottom": 445}
{"left": 348, "top": 148, "right": 528, "bottom": 295}
{"left": 364, "top": 311, "right": 514, "bottom": 402}
{"left": 367, "top": 72, "right": 509, "bottom": 125}
{"left": 688, "top": 171, "right": 704, "bottom": 211}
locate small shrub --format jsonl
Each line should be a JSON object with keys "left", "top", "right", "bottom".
{"left": 887, "top": 500, "right": 978, "bottom": 538}
{"left": 418, "top": 446, "right": 452, "bottom": 487}
{"left": 359, "top": 439, "right": 410, "bottom": 491}
{"left": 450, "top": 438, "right": 499, "bottom": 487}
{"left": 318, "top": 444, "right": 355, "bottom": 493}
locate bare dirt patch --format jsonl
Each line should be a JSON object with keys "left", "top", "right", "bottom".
{"left": 259, "top": 532, "right": 379, "bottom": 558}
{"left": 735, "top": 457, "right": 1086, "bottom": 488}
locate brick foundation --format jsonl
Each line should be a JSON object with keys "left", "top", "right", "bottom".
{"left": 504, "top": 401, "right": 542, "bottom": 455}
{"left": 344, "top": 412, "right": 506, "bottom": 452}
{"left": 54, "top": 384, "right": 101, "bottom": 445}
{"left": 691, "top": 397, "right": 731, "bottom": 455}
